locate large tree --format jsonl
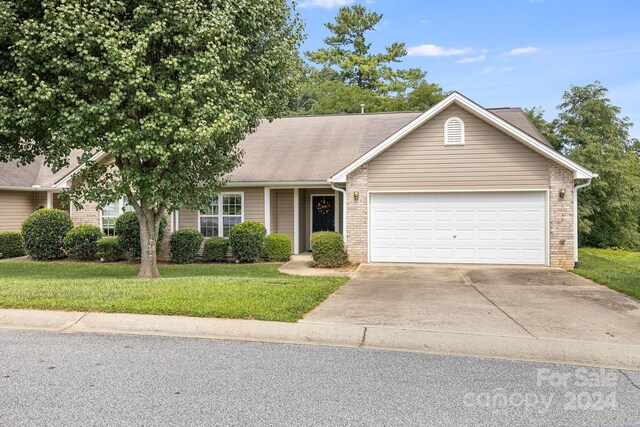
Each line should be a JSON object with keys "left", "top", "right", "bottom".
{"left": 298, "top": 5, "right": 444, "bottom": 114}
{"left": 0, "top": 0, "right": 303, "bottom": 277}
{"left": 529, "top": 82, "right": 640, "bottom": 249}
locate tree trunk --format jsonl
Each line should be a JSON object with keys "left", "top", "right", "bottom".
{"left": 137, "top": 209, "right": 162, "bottom": 279}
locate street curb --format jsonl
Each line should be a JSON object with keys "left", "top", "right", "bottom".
{"left": 1, "top": 309, "right": 639, "bottom": 371}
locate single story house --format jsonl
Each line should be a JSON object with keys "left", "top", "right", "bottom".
{"left": 0, "top": 93, "right": 596, "bottom": 268}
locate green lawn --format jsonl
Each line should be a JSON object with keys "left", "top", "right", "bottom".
{"left": 0, "top": 262, "right": 349, "bottom": 322}
{"left": 573, "top": 248, "right": 640, "bottom": 299}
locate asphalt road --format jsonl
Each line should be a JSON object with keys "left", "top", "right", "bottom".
{"left": 1, "top": 330, "right": 639, "bottom": 426}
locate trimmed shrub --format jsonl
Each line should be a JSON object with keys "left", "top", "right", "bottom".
{"left": 21, "top": 209, "right": 73, "bottom": 260}
{"left": 311, "top": 231, "right": 347, "bottom": 268}
{"left": 169, "top": 229, "right": 204, "bottom": 264}
{"left": 96, "top": 237, "right": 125, "bottom": 262}
{"left": 114, "top": 212, "right": 167, "bottom": 260}
{"left": 229, "top": 221, "right": 266, "bottom": 263}
{"left": 203, "top": 237, "right": 229, "bottom": 262}
{"left": 264, "top": 234, "right": 292, "bottom": 262}
{"left": 0, "top": 232, "right": 25, "bottom": 259}
{"left": 64, "top": 225, "right": 103, "bottom": 260}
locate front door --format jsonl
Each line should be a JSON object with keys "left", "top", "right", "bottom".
{"left": 312, "top": 195, "right": 335, "bottom": 233}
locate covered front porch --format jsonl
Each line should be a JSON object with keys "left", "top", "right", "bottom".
{"left": 264, "top": 186, "right": 344, "bottom": 255}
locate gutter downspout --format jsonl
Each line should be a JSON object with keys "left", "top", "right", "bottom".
{"left": 330, "top": 182, "right": 348, "bottom": 248}
{"left": 573, "top": 178, "right": 592, "bottom": 269}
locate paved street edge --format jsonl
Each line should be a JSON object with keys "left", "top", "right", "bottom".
{"left": 1, "top": 308, "right": 639, "bottom": 371}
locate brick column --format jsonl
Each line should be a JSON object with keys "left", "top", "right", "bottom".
{"left": 549, "top": 161, "right": 574, "bottom": 269}
{"left": 346, "top": 164, "right": 369, "bottom": 263}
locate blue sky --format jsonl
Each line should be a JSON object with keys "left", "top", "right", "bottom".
{"left": 297, "top": 0, "right": 640, "bottom": 139}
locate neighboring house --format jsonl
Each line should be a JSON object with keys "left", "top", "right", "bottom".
{"left": 0, "top": 93, "right": 596, "bottom": 268}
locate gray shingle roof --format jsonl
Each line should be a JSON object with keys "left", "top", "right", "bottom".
{"left": 0, "top": 107, "right": 550, "bottom": 187}
{"left": 488, "top": 107, "right": 550, "bottom": 147}
{"left": 0, "top": 150, "right": 84, "bottom": 188}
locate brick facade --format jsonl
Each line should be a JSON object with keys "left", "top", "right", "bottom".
{"left": 343, "top": 160, "right": 577, "bottom": 269}
{"left": 548, "top": 161, "right": 575, "bottom": 269}
{"left": 70, "top": 201, "right": 100, "bottom": 227}
{"left": 346, "top": 165, "right": 369, "bottom": 263}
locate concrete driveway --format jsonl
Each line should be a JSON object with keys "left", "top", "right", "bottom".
{"left": 302, "top": 264, "right": 640, "bottom": 345}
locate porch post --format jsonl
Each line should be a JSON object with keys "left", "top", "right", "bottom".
{"left": 46, "top": 191, "right": 53, "bottom": 209}
{"left": 293, "top": 188, "right": 299, "bottom": 254}
{"left": 264, "top": 187, "right": 271, "bottom": 235}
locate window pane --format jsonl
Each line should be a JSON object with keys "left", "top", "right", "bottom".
{"left": 223, "top": 216, "right": 241, "bottom": 237}
{"left": 223, "top": 194, "right": 242, "bottom": 216}
{"left": 102, "top": 217, "right": 116, "bottom": 237}
{"left": 102, "top": 202, "right": 118, "bottom": 217}
{"left": 200, "top": 217, "right": 219, "bottom": 238}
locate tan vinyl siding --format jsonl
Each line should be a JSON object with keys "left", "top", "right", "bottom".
{"left": 299, "top": 189, "right": 307, "bottom": 251}
{"left": 270, "top": 190, "right": 278, "bottom": 233}
{"left": 0, "top": 190, "right": 34, "bottom": 231}
{"left": 276, "top": 189, "right": 294, "bottom": 243}
{"left": 53, "top": 194, "right": 64, "bottom": 210}
{"left": 367, "top": 105, "right": 550, "bottom": 190}
{"left": 33, "top": 192, "right": 47, "bottom": 209}
{"left": 178, "top": 187, "right": 265, "bottom": 230}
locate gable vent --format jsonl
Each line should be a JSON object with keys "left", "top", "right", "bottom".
{"left": 444, "top": 117, "right": 465, "bottom": 146}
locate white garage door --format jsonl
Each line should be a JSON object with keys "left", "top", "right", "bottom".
{"left": 370, "top": 192, "right": 546, "bottom": 265}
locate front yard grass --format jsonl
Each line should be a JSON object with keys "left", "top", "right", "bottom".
{"left": 573, "top": 248, "right": 640, "bottom": 300}
{"left": 0, "top": 262, "right": 349, "bottom": 322}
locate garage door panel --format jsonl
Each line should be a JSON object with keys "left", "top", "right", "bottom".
{"left": 370, "top": 192, "right": 546, "bottom": 265}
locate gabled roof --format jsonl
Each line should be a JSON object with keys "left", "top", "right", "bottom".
{"left": 329, "top": 92, "right": 596, "bottom": 182}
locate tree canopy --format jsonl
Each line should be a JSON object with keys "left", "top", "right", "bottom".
{"left": 528, "top": 82, "right": 640, "bottom": 249}
{"left": 297, "top": 5, "right": 444, "bottom": 114}
{"left": 0, "top": 0, "right": 304, "bottom": 277}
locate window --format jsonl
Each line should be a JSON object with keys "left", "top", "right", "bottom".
{"left": 199, "top": 193, "right": 243, "bottom": 238}
{"left": 101, "top": 197, "right": 134, "bottom": 236}
{"left": 444, "top": 117, "right": 465, "bottom": 146}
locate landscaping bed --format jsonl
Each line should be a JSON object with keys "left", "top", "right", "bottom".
{"left": 573, "top": 248, "right": 640, "bottom": 300}
{"left": 0, "top": 262, "right": 348, "bottom": 322}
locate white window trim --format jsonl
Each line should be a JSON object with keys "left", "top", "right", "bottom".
{"left": 197, "top": 192, "right": 245, "bottom": 238}
{"left": 444, "top": 116, "right": 465, "bottom": 146}
{"left": 99, "top": 198, "right": 133, "bottom": 236}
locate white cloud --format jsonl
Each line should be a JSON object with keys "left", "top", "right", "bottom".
{"left": 456, "top": 54, "right": 486, "bottom": 64}
{"left": 299, "top": 0, "right": 353, "bottom": 8}
{"left": 481, "top": 66, "right": 514, "bottom": 74}
{"left": 504, "top": 46, "right": 540, "bottom": 56}
{"left": 407, "top": 44, "right": 472, "bottom": 57}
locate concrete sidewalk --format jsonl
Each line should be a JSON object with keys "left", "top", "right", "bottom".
{"left": 1, "top": 308, "right": 640, "bottom": 371}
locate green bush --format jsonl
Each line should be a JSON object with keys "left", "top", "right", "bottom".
{"left": 96, "top": 237, "right": 125, "bottom": 262}
{"left": 202, "top": 237, "right": 229, "bottom": 262}
{"left": 229, "top": 221, "right": 266, "bottom": 263}
{"left": 21, "top": 209, "right": 73, "bottom": 260}
{"left": 64, "top": 224, "right": 103, "bottom": 260}
{"left": 169, "top": 229, "right": 204, "bottom": 264}
{"left": 0, "top": 232, "right": 25, "bottom": 259}
{"left": 311, "top": 231, "right": 347, "bottom": 268}
{"left": 114, "top": 212, "right": 167, "bottom": 260}
{"left": 264, "top": 234, "right": 292, "bottom": 262}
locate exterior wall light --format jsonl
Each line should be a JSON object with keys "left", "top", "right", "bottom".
{"left": 353, "top": 191, "right": 360, "bottom": 201}
{"left": 559, "top": 188, "right": 566, "bottom": 199}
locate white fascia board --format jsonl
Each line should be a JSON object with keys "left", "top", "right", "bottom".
{"left": 329, "top": 92, "right": 596, "bottom": 182}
